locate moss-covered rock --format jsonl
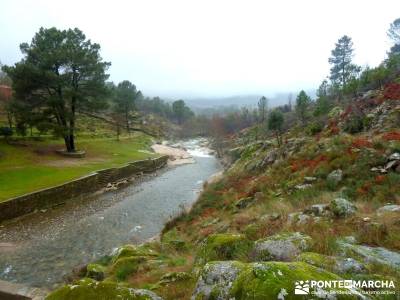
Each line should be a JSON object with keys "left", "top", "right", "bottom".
{"left": 111, "top": 256, "right": 147, "bottom": 281}
{"left": 330, "top": 198, "right": 357, "bottom": 218}
{"left": 158, "top": 272, "right": 192, "bottom": 285}
{"left": 46, "top": 278, "right": 163, "bottom": 300}
{"left": 297, "top": 252, "right": 367, "bottom": 274}
{"left": 252, "top": 232, "right": 312, "bottom": 261}
{"left": 86, "top": 263, "right": 107, "bottom": 281}
{"left": 196, "top": 234, "right": 253, "bottom": 265}
{"left": 192, "top": 261, "right": 363, "bottom": 299}
{"left": 235, "top": 196, "right": 255, "bottom": 209}
{"left": 338, "top": 241, "right": 400, "bottom": 271}
{"left": 161, "top": 229, "right": 187, "bottom": 251}
{"left": 111, "top": 244, "right": 158, "bottom": 263}
{"left": 192, "top": 261, "right": 246, "bottom": 300}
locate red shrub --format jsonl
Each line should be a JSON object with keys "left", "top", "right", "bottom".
{"left": 375, "top": 175, "right": 386, "bottom": 184}
{"left": 382, "top": 131, "right": 400, "bottom": 141}
{"left": 351, "top": 137, "right": 372, "bottom": 148}
{"left": 383, "top": 83, "right": 400, "bottom": 100}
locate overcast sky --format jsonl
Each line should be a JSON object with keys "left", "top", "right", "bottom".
{"left": 0, "top": 0, "right": 399, "bottom": 100}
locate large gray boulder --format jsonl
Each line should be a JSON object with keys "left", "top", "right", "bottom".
{"left": 252, "top": 232, "right": 312, "bottom": 261}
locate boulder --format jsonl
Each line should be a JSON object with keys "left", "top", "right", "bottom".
{"left": 338, "top": 241, "right": 400, "bottom": 270}
{"left": 46, "top": 278, "right": 163, "bottom": 300}
{"left": 86, "top": 264, "right": 106, "bottom": 281}
{"left": 196, "top": 234, "right": 252, "bottom": 265}
{"left": 303, "top": 203, "right": 330, "bottom": 216}
{"left": 287, "top": 212, "right": 311, "bottom": 225}
{"left": 111, "top": 244, "right": 158, "bottom": 263}
{"left": 327, "top": 169, "right": 343, "bottom": 184}
{"left": 191, "top": 261, "right": 245, "bottom": 300}
{"left": 298, "top": 252, "right": 367, "bottom": 274}
{"left": 158, "top": 272, "right": 192, "bottom": 285}
{"left": 235, "top": 196, "right": 255, "bottom": 209}
{"left": 192, "top": 261, "right": 363, "bottom": 300}
{"left": 252, "top": 232, "right": 312, "bottom": 261}
{"left": 377, "top": 204, "right": 400, "bottom": 215}
{"left": 388, "top": 152, "right": 400, "bottom": 161}
{"left": 330, "top": 198, "right": 357, "bottom": 217}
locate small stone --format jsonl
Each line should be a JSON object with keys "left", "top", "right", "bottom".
{"left": 304, "top": 176, "right": 317, "bottom": 184}
{"left": 295, "top": 184, "right": 312, "bottom": 190}
{"left": 327, "top": 169, "right": 343, "bottom": 184}
{"left": 235, "top": 197, "right": 255, "bottom": 209}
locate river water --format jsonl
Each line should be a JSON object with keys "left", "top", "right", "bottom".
{"left": 0, "top": 139, "right": 221, "bottom": 288}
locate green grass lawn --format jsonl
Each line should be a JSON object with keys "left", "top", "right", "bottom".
{"left": 0, "top": 133, "right": 158, "bottom": 202}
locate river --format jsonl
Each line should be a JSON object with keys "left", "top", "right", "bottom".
{"left": 0, "top": 138, "right": 221, "bottom": 288}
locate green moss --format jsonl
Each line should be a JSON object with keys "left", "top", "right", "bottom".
{"left": 46, "top": 278, "right": 161, "bottom": 300}
{"left": 230, "top": 262, "right": 358, "bottom": 299}
{"left": 161, "top": 229, "right": 187, "bottom": 251}
{"left": 111, "top": 244, "right": 158, "bottom": 263}
{"left": 86, "top": 263, "right": 107, "bottom": 281}
{"left": 158, "top": 272, "right": 192, "bottom": 285}
{"left": 196, "top": 234, "right": 253, "bottom": 265}
{"left": 111, "top": 256, "right": 147, "bottom": 281}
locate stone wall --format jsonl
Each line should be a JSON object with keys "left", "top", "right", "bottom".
{"left": 0, "top": 156, "right": 168, "bottom": 222}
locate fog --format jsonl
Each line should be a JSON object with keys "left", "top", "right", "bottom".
{"left": 1, "top": 0, "right": 399, "bottom": 104}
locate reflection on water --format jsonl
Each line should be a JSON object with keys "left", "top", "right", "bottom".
{"left": 0, "top": 139, "right": 220, "bottom": 288}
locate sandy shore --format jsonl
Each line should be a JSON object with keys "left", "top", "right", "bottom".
{"left": 151, "top": 144, "right": 195, "bottom": 166}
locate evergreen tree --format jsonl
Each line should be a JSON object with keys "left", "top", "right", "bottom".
{"left": 3, "top": 27, "right": 110, "bottom": 152}
{"left": 257, "top": 96, "right": 268, "bottom": 123}
{"left": 295, "top": 90, "right": 311, "bottom": 125}
{"left": 328, "top": 35, "right": 360, "bottom": 89}
{"left": 268, "top": 109, "right": 284, "bottom": 146}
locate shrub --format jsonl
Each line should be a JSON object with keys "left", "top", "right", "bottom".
{"left": 0, "top": 127, "right": 13, "bottom": 140}
{"left": 307, "top": 121, "right": 323, "bottom": 135}
{"left": 343, "top": 115, "right": 364, "bottom": 134}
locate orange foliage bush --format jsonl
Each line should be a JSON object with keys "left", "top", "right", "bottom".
{"left": 351, "top": 137, "right": 372, "bottom": 148}
{"left": 382, "top": 131, "right": 400, "bottom": 141}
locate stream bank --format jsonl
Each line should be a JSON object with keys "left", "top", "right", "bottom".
{"left": 0, "top": 138, "right": 221, "bottom": 289}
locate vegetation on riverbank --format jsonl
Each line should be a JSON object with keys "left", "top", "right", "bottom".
{"left": 0, "top": 132, "right": 156, "bottom": 201}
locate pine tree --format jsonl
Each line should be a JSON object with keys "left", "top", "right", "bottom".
{"left": 329, "top": 35, "right": 360, "bottom": 89}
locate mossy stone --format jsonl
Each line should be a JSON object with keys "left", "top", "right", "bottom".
{"left": 196, "top": 234, "right": 253, "bottom": 265}
{"left": 86, "top": 263, "right": 107, "bottom": 281}
{"left": 111, "top": 244, "right": 158, "bottom": 263}
{"left": 111, "top": 256, "right": 147, "bottom": 281}
{"left": 46, "top": 278, "right": 163, "bottom": 300}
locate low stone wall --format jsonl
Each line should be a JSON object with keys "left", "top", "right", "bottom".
{"left": 0, "top": 156, "right": 168, "bottom": 222}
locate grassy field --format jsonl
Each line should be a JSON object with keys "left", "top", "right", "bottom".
{"left": 0, "top": 133, "right": 158, "bottom": 202}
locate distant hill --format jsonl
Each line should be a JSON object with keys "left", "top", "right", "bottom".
{"left": 185, "top": 90, "right": 316, "bottom": 110}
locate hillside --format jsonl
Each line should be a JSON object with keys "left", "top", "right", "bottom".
{"left": 46, "top": 92, "right": 400, "bottom": 299}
